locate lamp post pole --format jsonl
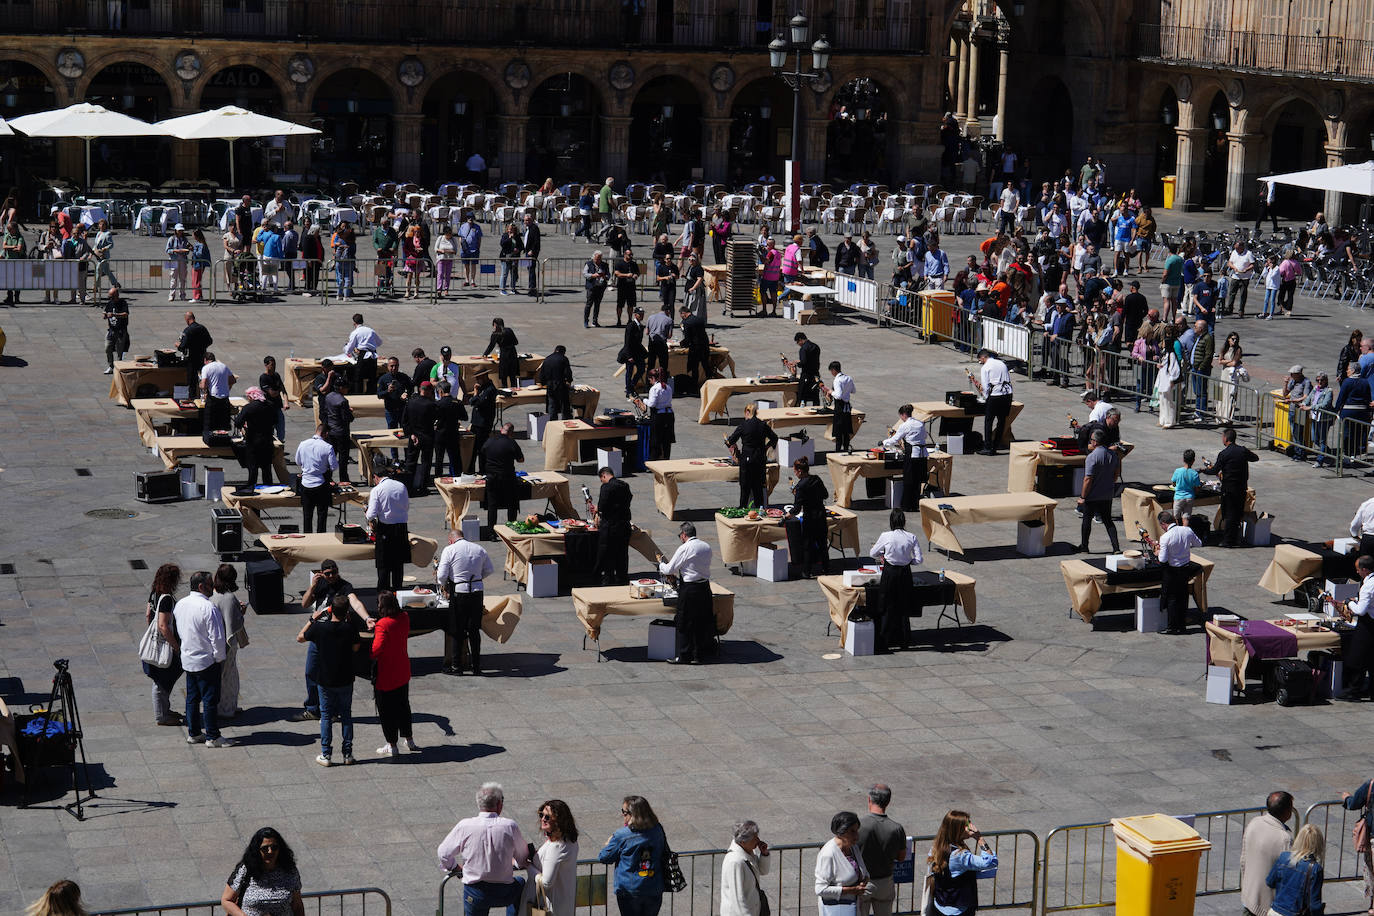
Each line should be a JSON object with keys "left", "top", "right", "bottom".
{"left": 770, "top": 13, "right": 832, "bottom": 234}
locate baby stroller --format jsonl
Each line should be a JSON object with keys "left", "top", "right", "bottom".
{"left": 227, "top": 251, "right": 260, "bottom": 302}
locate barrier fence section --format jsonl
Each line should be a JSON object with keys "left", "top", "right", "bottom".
{"left": 1304, "top": 798, "right": 1368, "bottom": 887}
{"left": 93, "top": 886, "right": 392, "bottom": 916}
{"left": 80, "top": 258, "right": 214, "bottom": 303}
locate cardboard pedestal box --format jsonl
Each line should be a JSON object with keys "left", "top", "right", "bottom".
{"left": 845, "top": 618, "right": 875, "bottom": 656}
{"left": 527, "top": 559, "right": 559, "bottom": 598}
{"left": 647, "top": 619, "right": 676, "bottom": 660}
{"left": 597, "top": 447, "right": 623, "bottom": 477}
{"left": 758, "top": 544, "right": 789, "bottom": 582}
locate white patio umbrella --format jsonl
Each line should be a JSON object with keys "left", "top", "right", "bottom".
{"left": 0, "top": 118, "right": 13, "bottom": 137}
{"left": 1262, "top": 160, "right": 1374, "bottom": 197}
{"left": 156, "top": 106, "right": 320, "bottom": 189}
{"left": 9, "top": 103, "right": 169, "bottom": 188}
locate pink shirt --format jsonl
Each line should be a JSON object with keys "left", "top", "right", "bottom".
{"left": 761, "top": 248, "right": 782, "bottom": 281}
{"left": 438, "top": 811, "right": 531, "bottom": 880}
{"left": 1279, "top": 258, "right": 1302, "bottom": 283}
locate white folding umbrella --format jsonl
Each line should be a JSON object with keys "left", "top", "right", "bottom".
{"left": 1262, "top": 160, "right": 1374, "bottom": 197}
{"left": 0, "top": 118, "right": 13, "bottom": 137}
{"left": 156, "top": 106, "right": 320, "bottom": 189}
{"left": 9, "top": 103, "right": 169, "bottom": 188}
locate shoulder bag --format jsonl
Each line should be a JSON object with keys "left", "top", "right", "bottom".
{"left": 1352, "top": 779, "right": 1374, "bottom": 854}
{"left": 139, "top": 593, "right": 175, "bottom": 668}
{"left": 663, "top": 838, "right": 687, "bottom": 893}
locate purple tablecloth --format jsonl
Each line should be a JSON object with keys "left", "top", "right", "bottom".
{"left": 1209, "top": 620, "right": 1298, "bottom": 663}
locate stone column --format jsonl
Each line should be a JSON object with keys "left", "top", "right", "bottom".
{"left": 995, "top": 45, "right": 1009, "bottom": 139}
{"left": 1324, "top": 144, "right": 1352, "bottom": 225}
{"left": 1171, "top": 127, "right": 1207, "bottom": 212}
{"left": 964, "top": 37, "right": 981, "bottom": 133}
{"left": 391, "top": 113, "right": 423, "bottom": 180}
{"left": 600, "top": 115, "right": 633, "bottom": 180}
{"left": 702, "top": 117, "right": 732, "bottom": 182}
{"left": 947, "top": 37, "right": 959, "bottom": 108}
{"left": 955, "top": 35, "right": 969, "bottom": 121}
{"left": 497, "top": 115, "right": 528, "bottom": 182}
{"left": 1222, "top": 131, "right": 1262, "bottom": 221}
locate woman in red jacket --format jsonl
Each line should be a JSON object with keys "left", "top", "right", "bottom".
{"left": 371, "top": 591, "right": 415, "bottom": 757}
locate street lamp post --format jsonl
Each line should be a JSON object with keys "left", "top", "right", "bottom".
{"left": 769, "top": 12, "right": 832, "bottom": 233}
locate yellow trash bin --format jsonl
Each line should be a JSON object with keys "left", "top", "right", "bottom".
{"left": 1161, "top": 176, "right": 1177, "bottom": 210}
{"left": 1111, "top": 814, "right": 1211, "bottom": 916}
{"left": 917, "top": 289, "right": 958, "bottom": 341}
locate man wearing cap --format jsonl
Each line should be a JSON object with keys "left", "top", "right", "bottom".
{"left": 1282, "top": 366, "right": 1313, "bottom": 457}
{"left": 613, "top": 246, "right": 639, "bottom": 327}
{"left": 1192, "top": 268, "right": 1218, "bottom": 330}
{"left": 430, "top": 346, "right": 461, "bottom": 393}
{"left": 166, "top": 224, "right": 192, "bottom": 301}
{"left": 835, "top": 234, "right": 860, "bottom": 276}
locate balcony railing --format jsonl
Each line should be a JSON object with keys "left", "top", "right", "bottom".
{"left": 1139, "top": 23, "right": 1374, "bottom": 81}
{"left": 0, "top": 0, "right": 928, "bottom": 54}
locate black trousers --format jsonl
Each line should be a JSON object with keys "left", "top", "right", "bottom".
{"left": 353, "top": 355, "right": 377, "bottom": 395}
{"left": 595, "top": 522, "right": 631, "bottom": 584}
{"left": 674, "top": 580, "right": 715, "bottom": 661}
{"left": 901, "top": 453, "right": 928, "bottom": 509}
{"left": 584, "top": 285, "right": 605, "bottom": 323}
{"left": 468, "top": 425, "right": 490, "bottom": 473}
{"left": 244, "top": 442, "right": 275, "bottom": 490}
{"left": 204, "top": 395, "right": 232, "bottom": 432}
{"left": 1079, "top": 498, "right": 1120, "bottom": 551}
{"left": 649, "top": 411, "right": 675, "bottom": 460}
{"left": 1219, "top": 486, "right": 1246, "bottom": 546}
{"left": 405, "top": 435, "right": 433, "bottom": 493}
{"left": 832, "top": 400, "right": 853, "bottom": 452}
{"left": 1253, "top": 200, "right": 1280, "bottom": 232}
{"left": 624, "top": 355, "right": 645, "bottom": 395}
{"left": 738, "top": 452, "right": 768, "bottom": 509}
{"left": 799, "top": 516, "right": 829, "bottom": 574}
{"left": 797, "top": 374, "right": 820, "bottom": 406}
{"left": 1161, "top": 562, "right": 1193, "bottom": 631}
{"left": 1278, "top": 279, "right": 1296, "bottom": 313}
{"left": 984, "top": 393, "right": 1012, "bottom": 451}
{"left": 327, "top": 433, "right": 352, "bottom": 481}
{"left": 546, "top": 385, "right": 572, "bottom": 421}
{"left": 445, "top": 591, "right": 485, "bottom": 673}
{"left": 300, "top": 483, "right": 331, "bottom": 533}
{"left": 373, "top": 683, "right": 412, "bottom": 744}
{"left": 687, "top": 345, "right": 708, "bottom": 382}
{"left": 434, "top": 436, "right": 464, "bottom": 476}
{"left": 485, "top": 475, "right": 519, "bottom": 530}
{"left": 373, "top": 521, "right": 408, "bottom": 591}
{"left": 647, "top": 337, "right": 670, "bottom": 374}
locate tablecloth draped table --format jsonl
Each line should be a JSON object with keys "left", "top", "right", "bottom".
{"left": 698, "top": 378, "right": 799, "bottom": 423}
{"left": 1205, "top": 619, "right": 1341, "bottom": 687}
{"left": 494, "top": 522, "right": 661, "bottom": 584}
{"left": 109, "top": 360, "right": 188, "bottom": 406}
{"left": 817, "top": 571, "right": 978, "bottom": 646}
{"left": 132, "top": 396, "right": 246, "bottom": 447}
{"left": 1006, "top": 442, "right": 1087, "bottom": 493}
{"left": 453, "top": 354, "right": 545, "bottom": 392}
{"left": 1121, "top": 485, "right": 1257, "bottom": 543}
{"left": 826, "top": 451, "right": 954, "bottom": 508}
{"left": 713, "top": 506, "right": 859, "bottom": 565}
{"left": 908, "top": 400, "right": 1024, "bottom": 446}
{"left": 541, "top": 419, "right": 638, "bottom": 471}
{"left": 355, "top": 428, "right": 475, "bottom": 481}
{"left": 645, "top": 457, "right": 782, "bottom": 519}
{"left": 1258, "top": 544, "right": 1327, "bottom": 596}
{"left": 153, "top": 435, "right": 289, "bottom": 483}
{"left": 221, "top": 485, "right": 367, "bottom": 535}
{"left": 617, "top": 344, "right": 737, "bottom": 391}
{"left": 312, "top": 393, "right": 388, "bottom": 426}
{"left": 572, "top": 582, "right": 735, "bottom": 641}
{"left": 284, "top": 356, "right": 376, "bottom": 406}
{"left": 257, "top": 531, "right": 439, "bottom": 576}
{"left": 436, "top": 472, "right": 580, "bottom": 530}
{"left": 390, "top": 593, "right": 524, "bottom": 645}
{"left": 1059, "top": 555, "right": 1215, "bottom": 622}
{"left": 495, "top": 384, "right": 600, "bottom": 422}
{"left": 757, "top": 405, "right": 865, "bottom": 441}
{"left": 703, "top": 264, "right": 731, "bottom": 302}
{"left": 920, "top": 492, "right": 1057, "bottom": 555}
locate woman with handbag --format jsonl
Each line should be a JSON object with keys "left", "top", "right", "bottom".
{"left": 534, "top": 799, "right": 580, "bottom": 916}
{"left": 211, "top": 564, "right": 247, "bottom": 721}
{"left": 598, "top": 795, "right": 671, "bottom": 916}
{"left": 1264, "top": 824, "right": 1325, "bottom": 916}
{"left": 371, "top": 591, "right": 416, "bottom": 757}
{"left": 1343, "top": 778, "right": 1374, "bottom": 911}
{"left": 925, "top": 810, "right": 996, "bottom": 916}
{"left": 1216, "top": 331, "right": 1245, "bottom": 422}
{"left": 140, "top": 563, "right": 184, "bottom": 727}
{"left": 814, "top": 811, "right": 871, "bottom": 916}
{"left": 221, "top": 826, "right": 305, "bottom": 916}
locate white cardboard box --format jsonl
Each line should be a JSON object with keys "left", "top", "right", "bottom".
{"left": 527, "top": 411, "right": 548, "bottom": 443}
{"left": 1334, "top": 537, "right": 1359, "bottom": 555}
{"left": 946, "top": 433, "right": 965, "bottom": 455}
{"left": 1135, "top": 596, "right": 1164, "bottom": 633}
{"left": 755, "top": 399, "right": 778, "bottom": 412}
{"left": 203, "top": 466, "right": 225, "bottom": 501}
{"left": 778, "top": 436, "right": 815, "bottom": 468}
{"left": 1107, "top": 554, "right": 1144, "bottom": 572}
{"left": 596, "top": 447, "right": 623, "bottom": 477}
{"left": 757, "top": 544, "right": 789, "bottom": 582}
{"left": 1206, "top": 665, "right": 1233, "bottom": 704}
{"left": 647, "top": 619, "right": 676, "bottom": 660}
{"left": 1327, "top": 579, "right": 1360, "bottom": 603}
{"left": 843, "top": 568, "right": 881, "bottom": 587}
{"left": 1016, "top": 521, "right": 1046, "bottom": 557}
{"left": 1245, "top": 513, "right": 1273, "bottom": 546}
{"left": 527, "top": 559, "right": 559, "bottom": 598}
{"left": 886, "top": 478, "right": 904, "bottom": 509}
{"left": 461, "top": 515, "right": 480, "bottom": 542}
{"left": 845, "top": 618, "right": 875, "bottom": 656}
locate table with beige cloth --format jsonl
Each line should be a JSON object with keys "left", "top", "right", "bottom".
{"left": 355, "top": 428, "right": 475, "bottom": 480}
{"left": 109, "top": 360, "right": 188, "bottom": 406}
{"left": 646, "top": 457, "right": 782, "bottom": 519}
{"left": 496, "top": 384, "right": 601, "bottom": 421}
{"left": 703, "top": 264, "right": 730, "bottom": 302}
{"left": 283, "top": 356, "right": 377, "bottom": 406}
{"left": 257, "top": 531, "right": 438, "bottom": 576}
{"left": 312, "top": 392, "right": 388, "bottom": 426}
{"left": 453, "top": 354, "right": 545, "bottom": 392}
{"left": 1006, "top": 442, "right": 1085, "bottom": 493}
{"left": 619, "top": 345, "right": 736, "bottom": 390}
{"left": 1059, "top": 555, "right": 1214, "bottom": 622}
{"left": 572, "top": 582, "right": 735, "bottom": 641}
{"left": 909, "top": 400, "right": 1024, "bottom": 446}
{"left": 494, "top": 522, "right": 662, "bottom": 584}
{"left": 698, "top": 378, "right": 799, "bottom": 423}
{"left": 221, "top": 485, "right": 367, "bottom": 535}
{"left": 132, "top": 396, "right": 246, "bottom": 447}
{"left": 153, "top": 435, "right": 290, "bottom": 483}
{"left": 1205, "top": 619, "right": 1340, "bottom": 688}
{"left": 436, "top": 472, "right": 580, "bottom": 530}
{"left": 758, "top": 405, "right": 865, "bottom": 441}
{"left": 920, "top": 492, "right": 1057, "bottom": 555}
{"left": 1121, "top": 485, "right": 1257, "bottom": 543}
{"left": 366, "top": 593, "right": 524, "bottom": 645}
{"left": 826, "top": 451, "right": 954, "bottom": 508}
{"left": 817, "top": 571, "right": 979, "bottom": 646}
{"left": 713, "top": 506, "right": 859, "bottom": 565}
{"left": 1258, "top": 544, "right": 1326, "bottom": 596}
{"left": 541, "top": 419, "right": 637, "bottom": 471}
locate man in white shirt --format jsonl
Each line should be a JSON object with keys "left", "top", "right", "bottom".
{"left": 436, "top": 527, "right": 495, "bottom": 676}
{"left": 199, "top": 350, "right": 237, "bottom": 432}
{"left": 1341, "top": 554, "right": 1374, "bottom": 699}
{"left": 720, "top": 820, "right": 771, "bottom": 916}
{"left": 1155, "top": 510, "right": 1203, "bottom": 634}
{"left": 997, "top": 183, "right": 1019, "bottom": 235}
{"left": 345, "top": 311, "right": 382, "bottom": 395}
{"left": 172, "top": 570, "right": 231, "bottom": 746}
{"left": 295, "top": 423, "right": 339, "bottom": 533}
{"left": 1082, "top": 390, "right": 1114, "bottom": 424}
{"left": 883, "top": 404, "right": 929, "bottom": 510}
{"left": 869, "top": 509, "right": 924, "bottom": 652}
{"left": 975, "top": 348, "right": 1013, "bottom": 456}
{"left": 437, "top": 782, "right": 531, "bottom": 911}
{"left": 1225, "top": 240, "right": 1256, "bottom": 317}
{"left": 1349, "top": 496, "right": 1374, "bottom": 558}
{"left": 825, "top": 361, "right": 857, "bottom": 453}
{"left": 264, "top": 189, "right": 293, "bottom": 229}
{"left": 367, "top": 460, "right": 411, "bottom": 592}
{"left": 657, "top": 521, "right": 714, "bottom": 664}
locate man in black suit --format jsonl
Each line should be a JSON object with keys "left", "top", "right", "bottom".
{"left": 467, "top": 374, "right": 497, "bottom": 473}
{"left": 521, "top": 212, "right": 541, "bottom": 296}
{"left": 412, "top": 347, "right": 436, "bottom": 389}
{"left": 433, "top": 379, "right": 468, "bottom": 477}
{"left": 791, "top": 332, "right": 821, "bottom": 405}
{"left": 726, "top": 403, "right": 779, "bottom": 509}
{"left": 177, "top": 309, "right": 212, "bottom": 392}
{"left": 1200, "top": 426, "right": 1259, "bottom": 547}
{"left": 321, "top": 374, "right": 354, "bottom": 482}
{"left": 622, "top": 307, "right": 647, "bottom": 397}
{"left": 679, "top": 305, "right": 710, "bottom": 392}
{"left": 592, "top": 466, "right": 634, "bottom": 585}
{"left": 481, "top": 423, "right": 524, "bottom": 535}
{"left": 538, "top": 344, "right": 575, "bottom": 420}
{"left": 401, "top": 380, "right": 438, "bottom": 495}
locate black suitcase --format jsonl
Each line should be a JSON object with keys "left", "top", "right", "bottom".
{"left": 211, "top": 506, "right": 243, "bottom": 553}
{"left": 135, "top": 469, "right": 182, "bottom": 503}
{"left": 1187, "top": 515, "right": 1212, "bottom": 541}
{"left": 244, "top": 558, "right": 285, "bottom": 614}
{"left": 1264, "top": 657, "right": 1315, "bottom": 706}
{"left": 673, "top": 373, "right": 698, "bottom": 398}
{"left": 1036, "top": 464, "right": 1075, "bottom": 499}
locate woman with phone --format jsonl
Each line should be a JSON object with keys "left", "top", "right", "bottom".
{"left": 925, "top": 811, "right": 997, "bottom": 916}
{"left": 814, "top": 811, "right": 871, "bottom": 916}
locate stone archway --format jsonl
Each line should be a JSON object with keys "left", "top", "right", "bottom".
{"left": 1200, "top": 91, "right": 1230, "bottom": 209}
{"left": 824, "top": 77, "right": 892, "bottom": 183}
{"left": 1153, "top": 86, "right": 1180, "bottom": 206}
{"left": 1263, "top": 96, "right": 1328, "bottom": 219}
{"left": 83, "top": 61, "right": 175, "bottom": 183}
{"left": 627, "top": 75, "right": 703, "bottom": 185}
{"left": 311, "top": 68, "right": 395, "bottom": 184}
{"left": 527, "top": 73, "right": 603, "bottom": 183}
{"left": 727, "top": 76, "right": 792, "bottom": 185}
{"left": 0, "top": 59, "right": 58, "bottom": 196}
{"left": 420, "top": 71, "right": 500, "bottom": 186}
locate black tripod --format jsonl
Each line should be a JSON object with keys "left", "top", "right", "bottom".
{"left": 25, "top": 659, "right": 95, "bottom": 820}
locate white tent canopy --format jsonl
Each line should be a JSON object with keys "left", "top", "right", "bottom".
{"left": 1261, "top": 160, "right": 1374, "bottom": 197}
{"left": 9, "top": 103, "right": 169, "bottom": 187}
{"left": 156, "top": 106, "right": 319, "bottom": 188}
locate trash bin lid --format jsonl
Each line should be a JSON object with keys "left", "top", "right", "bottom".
{"left": 1111, "top": 815, "right": 1212, "bottom": 857}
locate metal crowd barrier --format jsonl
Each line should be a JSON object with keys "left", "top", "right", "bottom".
{"left": 74, "top": 257, "right": 214, "bottom": 303}
{"left": 93, "top": 885, "right": 392, "bottom": 916}
{"left": 1302, "top": 799, "right": 1366, "bottom": 886}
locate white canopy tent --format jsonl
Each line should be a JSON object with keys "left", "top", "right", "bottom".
{"left": 1261, "top": 160, "right": 1374, "bottom": 197}
{"left": 156, "top": 106, "right": 319, "bottom": 189}
{"left": 8, "top": 103, "right": 169, "bottom": 188}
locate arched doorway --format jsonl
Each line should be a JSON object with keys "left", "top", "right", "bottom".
{"left": 528, "top": 74, "right": 601, "bottom": 182}
{"left": 728, "top": 77, "right": 791, "bottom": 186}
{"left": 0, "top": 61, "right": 58, "bottom": 197}
{"left": 1267, "top": 99, "right": 1326, "bottom": 218}
{"left": 1153, "top": 88, "right": 1180, "bottom": 207}
{"left": 1013, "top": 76, "right": 1072, "bottom": 180}
{"left": 312, "top": 69, "right": 394, "bottom": 184}
{"left": 84, "top": 62, "right": 173, "bottom": 183}
{"left": 628, "top": 76, "right": 702, "bottom": 185}
{"left": 421, "top": 72, "right": 499, "bottom": 186}
{"left": 1201, "top": 92, "right": 1230, "bottom": 209}
{"left": 198, "top": 66, "right": 285, "bottom": 189}
{"left": 825, "top": 77, "right": 890, "bottom": 183}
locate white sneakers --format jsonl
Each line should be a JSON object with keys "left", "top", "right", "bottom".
{"left": 376, "top": 743, "right": 398, "bottom": 757}
{"left": 188, "top": 734, "right": 233, "bottom": 747}
{"left": 317, "top": 753, "right": 354, "bottom": 766}
{"left": 400, "top": 738, "right": 418, "bottom": 752}
{"left": 102, "top": 366, "right": 114, "bottom": 374}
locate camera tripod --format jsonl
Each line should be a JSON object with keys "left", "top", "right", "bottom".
{"left": 22, "top": 659, "right": 95, "bottom": 820}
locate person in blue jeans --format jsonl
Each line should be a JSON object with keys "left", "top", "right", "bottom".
{"left": 1264, "top": 824, "right": 1325, "bottom": 916}
{"left": 298, "top": 594, "right": 360, "bottom": 766}
{"left": 289, "top": 562, "right": 372, "bottom": 723}
{"left": 598, "top": 795, "right": 670, "bottom": 916}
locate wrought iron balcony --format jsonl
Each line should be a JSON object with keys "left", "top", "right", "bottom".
{"left": 1138, "top": 23, "right": 1374, "bottom": 82}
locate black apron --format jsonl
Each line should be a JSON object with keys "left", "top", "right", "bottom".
{"left": 877, "top": 561, "right": 914, "bottom": 651}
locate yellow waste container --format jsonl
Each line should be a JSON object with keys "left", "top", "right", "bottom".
{"left": 1111, "top": 814, "right": 1211, "bottom": 916}
{"left": 1269, "top": 389, "right": 1295, "bottom": 449}
{"left": 1161, "top": 176, "right": 1177, "bottom": 210}
{"left": 917, "top": 289, "right": 958, "bottom": 341}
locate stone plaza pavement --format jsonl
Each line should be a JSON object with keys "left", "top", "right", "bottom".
{"left": 1, "top": 210, "right": 1373, "bottom": 915}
